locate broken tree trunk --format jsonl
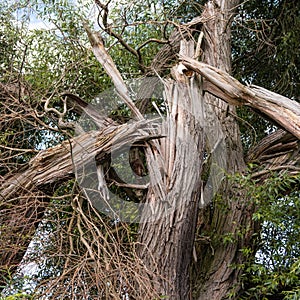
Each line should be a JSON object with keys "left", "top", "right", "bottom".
{"left": 137, "top": 40, "right": 205, "bottom": 299}
{"left": 1, "top": 0, "right": 300, "bottom": 297}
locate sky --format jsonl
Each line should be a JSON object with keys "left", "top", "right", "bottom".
{"left": 11, "top": 0, "right": 98, "bottom": 31}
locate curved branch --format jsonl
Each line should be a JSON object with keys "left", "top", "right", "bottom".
{"left": 136, "top": 38, "right": 169, "bottom": 68}
{"left": 95, "top": 0, "right": 146, "bottom": 71}
{"left": 180, "top": 55, "right": 300, "bottom": 139}
{"left": 137, "top": 38, "right": 169, "bottom": 52}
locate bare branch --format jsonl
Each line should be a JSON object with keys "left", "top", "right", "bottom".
{"left": 0, "top": 120, "right": 161, "bottom": 201}
{"left": 83, "top": 22, "right": 143, "bottom": 121}
{"left": 180, "top": 55, "right": 300, "bottom": 139}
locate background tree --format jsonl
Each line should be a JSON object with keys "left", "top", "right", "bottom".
{"left": 0, "top": 0, "right": 299, "bottom": 299}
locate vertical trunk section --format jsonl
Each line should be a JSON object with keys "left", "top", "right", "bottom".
{"left": 137, "top": 41, "right": 205, "bottom": 299}
{"left": 193, "top": 1, "right": 255, "bottom": 299}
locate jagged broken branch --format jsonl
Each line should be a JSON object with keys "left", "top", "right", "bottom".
{"left": 180, "top": 55, "right": 300, "bottom": 139}
{"left": 0, "top": 121, "right": 161, "bottom": 201}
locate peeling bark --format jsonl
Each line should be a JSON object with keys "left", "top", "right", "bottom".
{"left": 180, "top": 57, "right": 300, "bottom": 139}
{"left": 137, "top": 40, "right": 205, "bottom": 299}
{"left": 191, "top": 1, "right": 252, "bottom": 299}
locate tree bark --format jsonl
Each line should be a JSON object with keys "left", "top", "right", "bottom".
{"left": 137, "top": 40, "right": 205, "bottom": 299}
{"left": 191, "top": 1, "right": 253, "bottom": 299}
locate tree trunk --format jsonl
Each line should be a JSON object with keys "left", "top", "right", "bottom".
{"left": 137, "top": 41, "right": 205, "bottom": 299}
{"left": 192, "top": 1, "right": 254, "bottom": 299}
{"left": 136, "top": 1, "right": 252, "bottom": 298}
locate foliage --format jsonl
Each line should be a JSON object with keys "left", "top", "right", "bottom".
{"left": 232, "top": 0, "right": 300, "bottom": 99}
{"left": 230, "top": 171, "right": 300, "bottom": 299}
{"left": 232, "top": 0, "right": 300, "bottom": 151}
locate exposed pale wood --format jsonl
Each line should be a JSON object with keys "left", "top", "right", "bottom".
{"left": 180, "top": 56, "right": 300, "bottom": 139}
{"left": 2, "top": 1, "right": 299, "bottom": 298}
{"left": 84, "top": 23, "right": 143, "bottom": 120}
{"left": 137, "top": 40, "right": 205, "bottom": 299}
{"left": 0, "top": 121, "right": 160, "bottom": 201}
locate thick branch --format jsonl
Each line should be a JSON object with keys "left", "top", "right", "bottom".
{"left": 247, "top": 129, "right": 300, "bottom": 178}
{"left": 180, "top": 55, "right": 300, "bottom": 139}
{"left": 63, "top": 92, "right": 117, "bottom": 130}
{"left": 0, "top": 121, "right": 160, "bottom": 201}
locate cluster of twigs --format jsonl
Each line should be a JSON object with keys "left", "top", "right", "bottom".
{"left": 0, "top": 78, "right": 161, "bottom": 300}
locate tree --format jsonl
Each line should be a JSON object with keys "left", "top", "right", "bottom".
{"left": 0, "top": 0, "right": 299, "bottom": 299}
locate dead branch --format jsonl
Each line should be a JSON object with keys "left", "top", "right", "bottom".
{"left": 63, "top": 92, "right": 118, "bottom": 130}
{"left": 83, "top": 22, "right": 143, "bottom": 121}
{"left": 0, "top": 120, "right": 161, "bottom": 201}
{"left": 180, "top": 55, "right": 300, "bottom": 139}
